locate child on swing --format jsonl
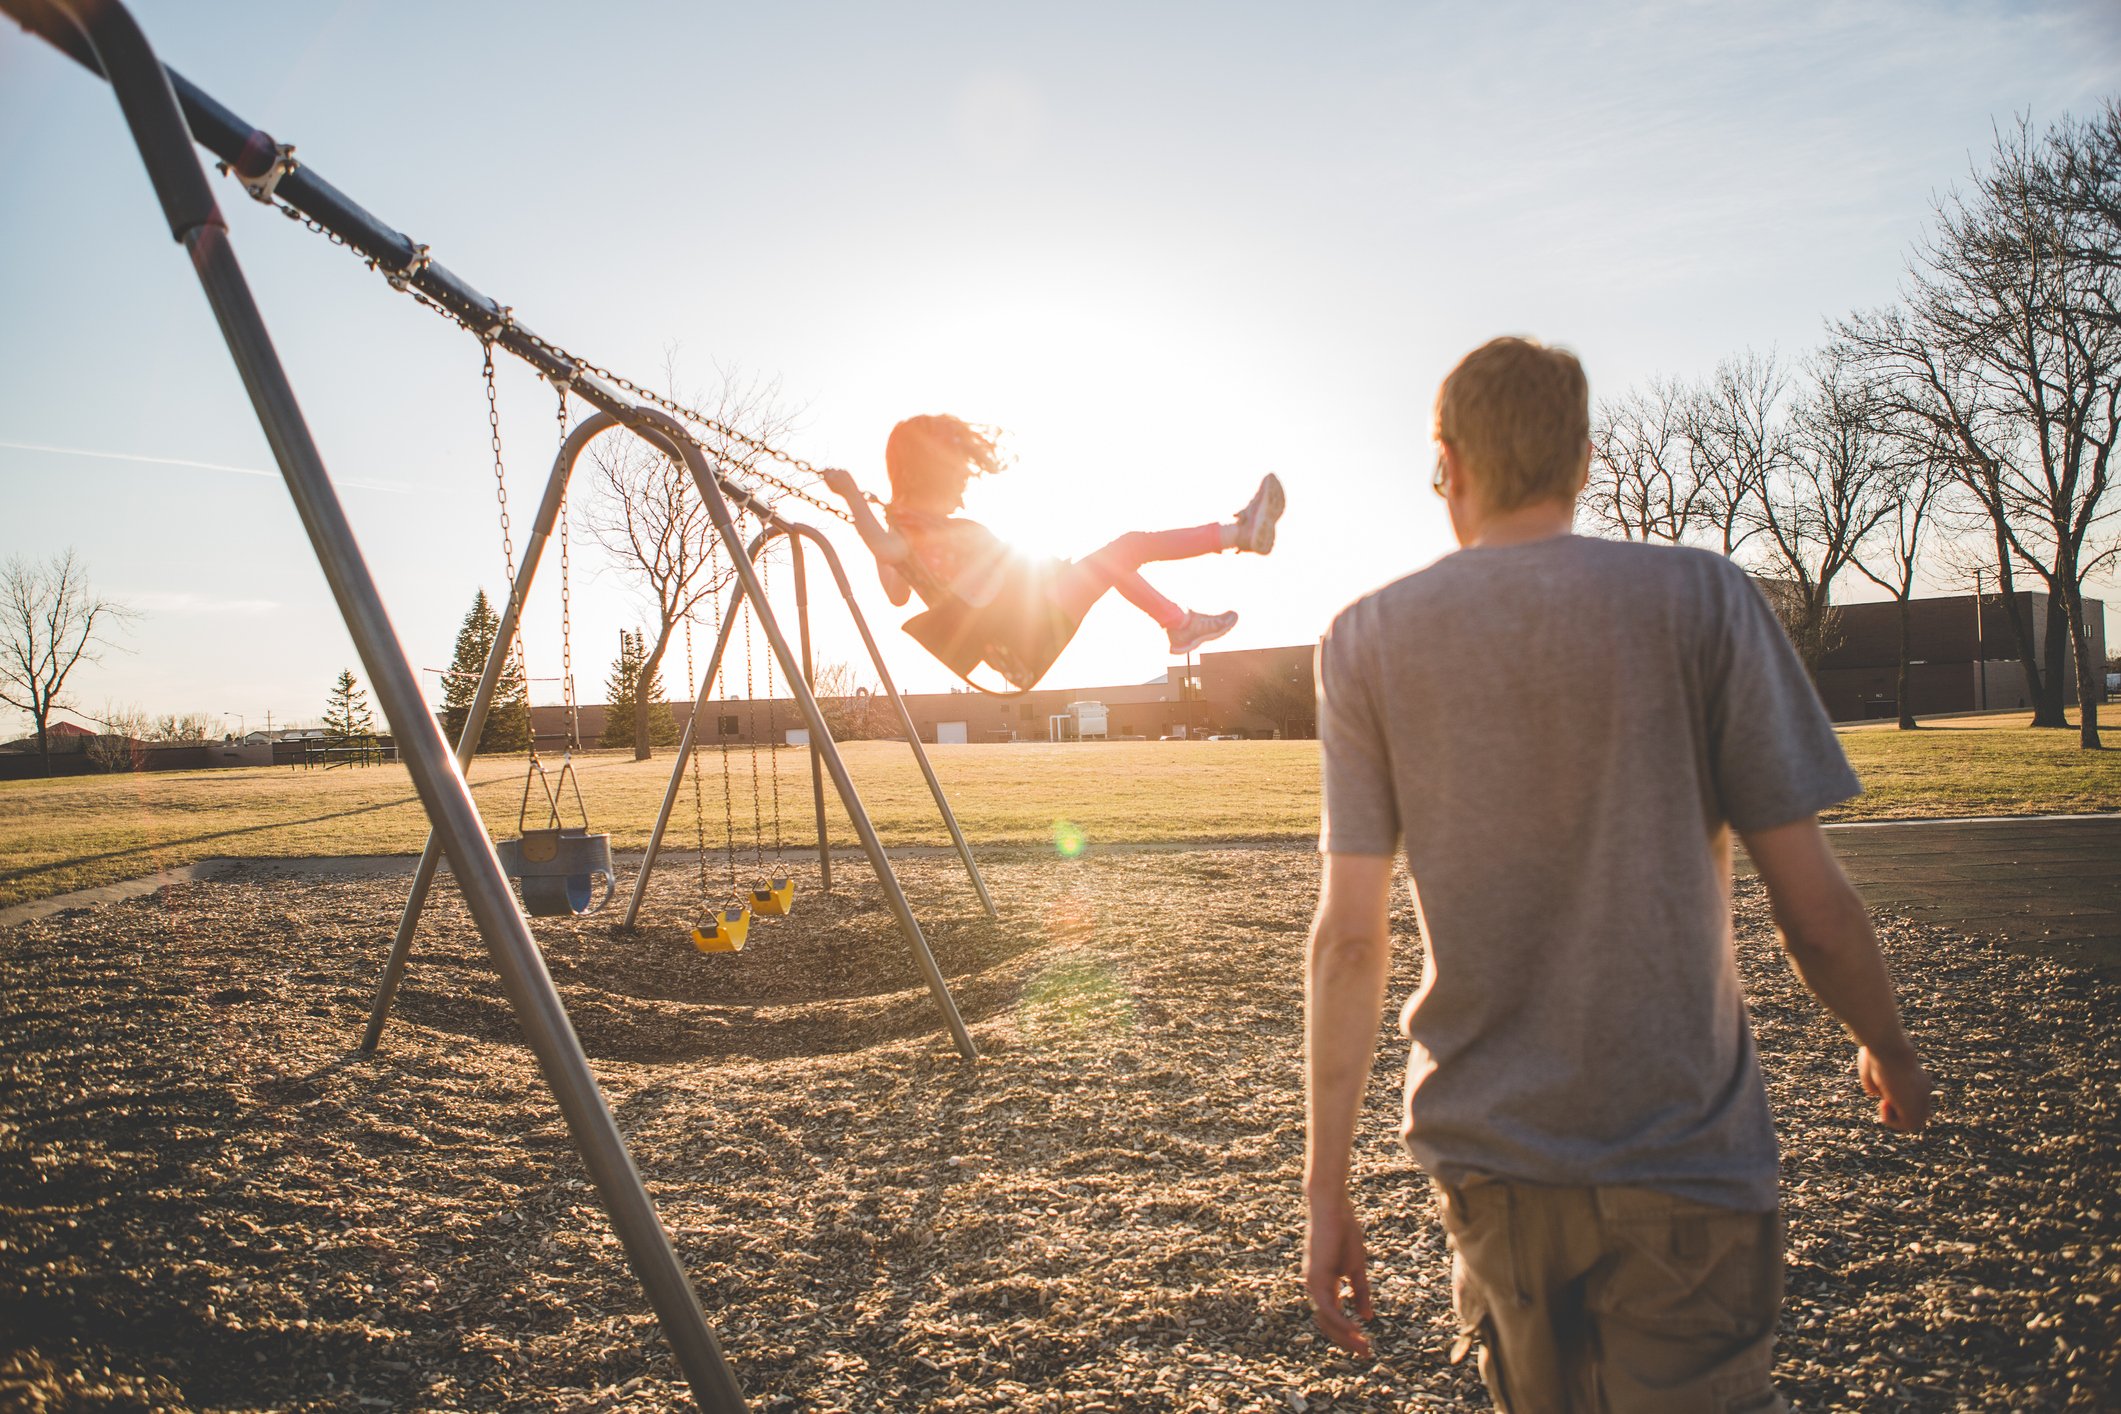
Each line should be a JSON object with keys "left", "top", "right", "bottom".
{"left": 821, "top": 415, "right": 1285, "bottom": 689}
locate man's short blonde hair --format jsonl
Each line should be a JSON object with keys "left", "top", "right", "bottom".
{"left": 1434, "top": 336, "right": 1590, "bottom": 511}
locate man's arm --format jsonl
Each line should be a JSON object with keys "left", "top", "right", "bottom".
{"left": 1742, "top": 815, "right": 1934, "bottom": 1132}
{"left": 1304, "top": 850, "right": 1396, "bottom": 1357}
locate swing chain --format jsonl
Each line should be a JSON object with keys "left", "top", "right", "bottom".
{"left": 484, "top": 341, "right": 533, "bottom": 754}
{"left": 762, "top": 544, "right": 782, "bottom": 860}
{"left": 527, "top": 342, "right": 854, "bottom": 523}
{"left": 684, "top": 614, "right": 710, "bottom": 894}
{"left": 226, "top": 173, "right": 855, "bottom": 525}
{"left": 742, "top": 514, "right": 762, "bottom": 873}
{"left": 557, "top": 388, "right": 579, "bottom": 751}
{"left": 715, "top": 531, "right": 738, "bottom": 893}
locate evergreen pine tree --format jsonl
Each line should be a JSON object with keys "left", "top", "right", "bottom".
{"left": 323, "top": 668, "right": 376, "bottom": 743}
{"left": 439, "top": 588, "right": 530, "bottom": 754}
{"left": 600, "top": 628, "right": 678, "bottom": 749}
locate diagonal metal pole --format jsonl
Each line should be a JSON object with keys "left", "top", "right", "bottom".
{"left": 361, "top": 413, "right": 599, "bottom": 1056}
{"left": 25, "top": 5, "right": 744, "bottom": 1405}
{"left": 619, "top": 413, "right": 977, "bottom": 1061}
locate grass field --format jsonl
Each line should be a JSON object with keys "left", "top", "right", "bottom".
{"left": 1, "top": 713, "right": 2116, "bottom": 908}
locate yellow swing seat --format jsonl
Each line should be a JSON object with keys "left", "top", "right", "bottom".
{"left": 750, "top": 876, "right": 795, "bottom": 916}
{"left": 691, "top": 906, "right": 752, "bottom": 954}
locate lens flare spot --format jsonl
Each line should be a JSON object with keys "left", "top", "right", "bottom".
{"left": 1051, "top": 819, "right": 1087, "bottom": 858}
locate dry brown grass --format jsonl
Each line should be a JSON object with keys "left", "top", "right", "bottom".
{"left": 2, "top": 719, "right": 2115, "bottom": 908}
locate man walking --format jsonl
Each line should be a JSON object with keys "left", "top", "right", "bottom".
{"left": 1302, "top": 337, "right": 1933, "bottom": 1411}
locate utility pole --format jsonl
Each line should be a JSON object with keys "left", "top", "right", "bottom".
{"left": 1972, "top": 569, "right": 1988, "bottom": 712}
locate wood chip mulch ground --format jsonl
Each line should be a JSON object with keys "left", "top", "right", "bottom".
{"left": 1, "top": 845, "right": 2115, "bottom": 1411}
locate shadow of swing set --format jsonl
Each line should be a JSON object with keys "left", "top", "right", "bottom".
{"left": 5, "top": 3, "right": 996, "bottom": 1407}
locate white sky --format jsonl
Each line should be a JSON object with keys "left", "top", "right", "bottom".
{"left": 2, "top": 0, "right": 2116, "bottom": 733}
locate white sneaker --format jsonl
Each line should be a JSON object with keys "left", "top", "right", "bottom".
{"left": 1232, "top": 473, "right": 1285, "bottom": 554}
{"left": 1168, "top": 609, "right": 1238, "bottom": 656}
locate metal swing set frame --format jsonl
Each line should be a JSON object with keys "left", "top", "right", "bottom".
{"left": 6, "top": 2, "right": 996, "bottom": 1408}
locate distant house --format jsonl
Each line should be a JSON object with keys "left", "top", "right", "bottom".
{"left": 0, "top": 719, "right": 97, "bottom": 753}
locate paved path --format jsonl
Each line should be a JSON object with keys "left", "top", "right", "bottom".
{"left": 1781, "top": 815, "right": 2119, "bottom": 972}
{"left": 8, "top": 818, "right": 2117, "bottom": 971}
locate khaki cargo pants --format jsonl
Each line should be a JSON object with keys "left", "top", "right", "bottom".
{"left": 1434, "top": 1174, "right": 1788, "bottom": 1414}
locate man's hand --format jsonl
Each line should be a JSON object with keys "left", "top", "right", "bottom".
{"left": 1304, "top": 1185, "right": 1374, "bottom": 1357}
{"left": 1745, "top": 817, "right": 1933, "bottom": 1140}
{"left": 1859, "top": 1044, "right": 1934, "bottom": 1132}
{"left": 818, "top": 466, "right": 860, "bottom": 500}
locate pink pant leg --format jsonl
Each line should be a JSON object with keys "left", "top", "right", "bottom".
{"left": 1054, "top": 525, "right": 1225, "bottom": 629}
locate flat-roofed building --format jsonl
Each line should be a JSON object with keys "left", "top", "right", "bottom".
{"left": 1815, "top": 591, "right": 2106, "bottom": 721}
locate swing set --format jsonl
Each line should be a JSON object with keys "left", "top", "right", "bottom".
{"left": 5, "top": 4, "right": 994, "bottom": 1407}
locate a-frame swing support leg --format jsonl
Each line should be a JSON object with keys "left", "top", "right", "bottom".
{"left": 18, "top": 6, "right": 746, "bottom": 1408}
{"left": 362, "top": 414, "right": 603, "bottom": 1056}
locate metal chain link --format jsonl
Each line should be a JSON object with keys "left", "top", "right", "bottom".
{"left": 740, "top": 509, "right": 763, "bottom": 873}
{"left": 254, "top": 184, "right": 856, "bottom": 524}
{"left": 683, "top": 617, "right": 710, "bottom": 896}
{"left": 762, "top": 544, "right": 782, "bottom": 861}
{"left": 714, "top": 537, "right": 737, "bottom": 894}
{"left": 484, "top": 342, "right": 535, "bottom": 764}
{"left": 556, "top": 387, "right": 579, "bottom": 752}
{"left": 521, "top": 340, "right": 857, "bottom": 524}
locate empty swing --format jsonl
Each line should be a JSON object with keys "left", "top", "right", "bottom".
{"left": 685, "top": 532, "right": 751, "bottom": 953}
{"left": 485, "top": 372, "right": 615, "bottom": 918}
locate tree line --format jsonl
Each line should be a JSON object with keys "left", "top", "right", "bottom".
{"left": 1584, "top": 105, "right": 2119, "bottom": 748}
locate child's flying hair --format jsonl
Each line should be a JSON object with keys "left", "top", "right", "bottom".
{"left": 884, "top": 414, "right": 1006, "bottom": 505}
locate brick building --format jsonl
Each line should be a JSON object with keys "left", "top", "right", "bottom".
{"left": 1814, "top": 590, "right": 2106, "bottom": 721}
{"left": 529, "top": 643, "right": 1325, "bottom": 748}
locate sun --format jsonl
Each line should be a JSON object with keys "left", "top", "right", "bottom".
{"left": 849, "top": 285, "right": 1264, "bottom": 562}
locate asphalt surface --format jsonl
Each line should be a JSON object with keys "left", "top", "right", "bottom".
{"left": 7, "top": 817, "right": 2116, "bottom": 972}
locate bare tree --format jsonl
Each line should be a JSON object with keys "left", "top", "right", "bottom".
{"left": 583, "top": 364, "right": 796, "bottom": 760}
{"left": 1585, "top": 377, "right": 1703, "bottom": 543}
{"left": 810, "top": 659, "right": 890, "bottom": 741}
{"left": 1840, "top": 111, "right": 2121, "bottom": 747}
{"left": 1850, "top": 431, "right": 1952, "bottom": 729}
{"left": 2027, "top": 99, "right": 2121, "bottom": 328}
{"left": 1744, "top": 351, "right": 1901, "bottom": 673}
{"left": 85, "top": 701, "right": 149, "bottom": 773}
{"left": 0, "top": 548, "right": 134, "bottom": 775}
{"left": 1240, "top": 658, "right": 1317, "bottom": 739}
{"left": 150, "top": 712, "right": 215, "bottom": 743}
{"left": 1691, "top": 351, "right": 1785, "bottom": 558}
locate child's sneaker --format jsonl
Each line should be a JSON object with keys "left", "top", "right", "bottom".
{"left": 1168, "top": 609, "right": 1238, "bottom": 656}
{"left": 1232, "top": 473, "right": 1285, "bottom": 554}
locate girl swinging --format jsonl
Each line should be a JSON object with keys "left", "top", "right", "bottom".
{"left": 821, "top": 415, "right": 1285, "bottom": 692}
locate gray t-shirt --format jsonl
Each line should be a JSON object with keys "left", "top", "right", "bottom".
{"left": 1318, "top": 535, "right": 1860, "bottom": 1210}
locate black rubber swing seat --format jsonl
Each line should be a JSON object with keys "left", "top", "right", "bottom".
{"left": 497, "top": 826, "right": 616, "bottom": 917}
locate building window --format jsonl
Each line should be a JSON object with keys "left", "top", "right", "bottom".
{"left": 718, "top": 714, "right": 740, "bottom": 736}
